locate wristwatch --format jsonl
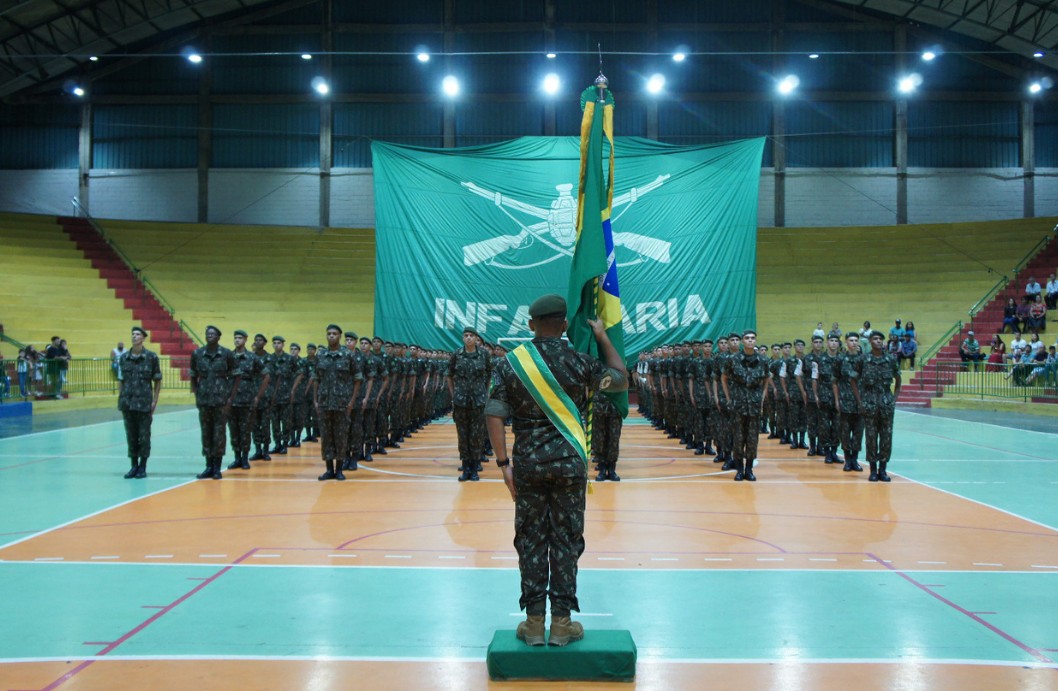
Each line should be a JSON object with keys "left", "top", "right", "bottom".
{"left": 496, "top": 458, "right": 510, "bottom": 468}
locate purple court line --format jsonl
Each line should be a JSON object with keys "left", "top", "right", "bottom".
{"left": 38, "top": 548, "right": 258, "bottom": 691}
{"left": 333, "top": 517, "right": 789, "bottom": 553}
{"left": 866, "top": 552, "right": 1055, "bottom": 666}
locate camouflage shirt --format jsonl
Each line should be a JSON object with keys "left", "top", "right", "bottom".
{"left": 117, "top": 348, "right": 162, "bottom": 412}
{"left": 835, "top": 351, "right": 864, "bottom": 414}
{"left": 254, "top": 351, "right": 274, "bottom": 408}
{"left": 692, "top": 356, "right": 713, "bottom": 407}
{"left": 189, "top": 345, "right": 238, "bottom": 407}
{"left": 448, "top": 347, "right": 492, "bottom": 407}
{"left": 485, "top": 337, "right": 627, "bottom": 464}
{"left": 859, "top": 352, "right": 900, "bottom": 413}
{"left": 294, "top": 356, "right": 313, "bottom": 400}
{"left": 231, "top": 349, "right": 265, "bottom": 407}
{"left": 802, "top": 352, "right": 822, "bottom": 403}
{"left": 271, "top": 352, "right": 298, "bottom": 400}
{"left": 712, "top": 352, "right": 729, "bottom": 401}
{"left": 726, "top": 351, "right": 770, "bottom": 415}
{"left": 312, "top": 346, "right": 363, "bottom": 410}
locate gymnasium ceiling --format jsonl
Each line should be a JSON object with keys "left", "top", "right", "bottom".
{"left": 0, "top": 0, "right": 1055, "bottom": 100}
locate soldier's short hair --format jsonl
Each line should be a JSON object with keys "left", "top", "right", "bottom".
{"left": 233, "top": 329, "right": 248, "bottom": 339}
{"left": 131, "top": 326, "right": 147, "bottom": 337}
{"left": 728, "top": 332, "right": 740, "bottom": 340}
{"left": 290, "top": 343, "right": 301, "bottom": 349}
{"left": 307, "top": 343, "right": 317, "bottom": 349}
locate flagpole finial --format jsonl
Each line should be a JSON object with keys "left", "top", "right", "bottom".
{"left": 594, "top": 72, "right": 609, "bottom": 103}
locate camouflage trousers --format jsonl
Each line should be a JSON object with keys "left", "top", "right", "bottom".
{"left": 863, "top": 405, "right": 895, "bottom": 463}
{"left": 786, "top": 396, "right": 806, "bottom": 436}
{"left": 773, "top": 397, "right": 788, "bottom": 435}
{"left": 839, "top": 411, "right": 864, "bottom": 457}
{"left": 197, "top": 405, "right": 228, "bottom": 458}
{"left": 361, "top": 405, "right": 377, "bottom": 449}
{"left": 637, "top": 387, "right": 651, "bottom": 418}
{"left": 374, "top": 399, "right": 389, "bottom": 441}
{"left": 253, "top": 405, "right": 271, "bottom": 448}
{"left": 691, "top": 404, "right": 710, "bottom": 444}
{"left": 712, "top": 402, "right": 732, "bottom": 452}
{"left": 761, "top": 395, "right": 774, "bottom": 431}
{"left": 318, "top": 408, "right": 350, "bottom": 462}
{"left": 292, "top": 400, "right": 307, "bottom": 434}
{"left": 272, "top": 401, "right": 293, "bottom": 445}
{"left": 303, "top": 398, "right": 318, "bottom": 436}
{"left": 453, "top": 405, "right": 485, "bottom": 466}
{"left": 732, "top": 412, "right": 761, "bottom": 462}
{"left": 122, "top": 410, "right": 153, "bottom": 459}
{"left": 815, "top": 401, "right": 838, "bottom": 451}
{"left": 347, "top": 408, "right": 364, "bottom": 457}
{"left": 805, "top": 399, "right": 820, "bottom": 444}
{"left": 591, "top": 406, "right": 622, "bottom": 465}
{"left": 228, "top": 406, "right": 252, "bottom": 455}
{"left": 513, "top": 457, "right": 586, "bottom": 616}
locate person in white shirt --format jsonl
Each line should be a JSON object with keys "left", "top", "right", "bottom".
{"left": 1008, "top": 331, "right": 1028, "bottom": 362}
{"left": 112, "top": 341, "right": 126, "bottom": 380}
{"left": 812, "top": 322, "right": 825, "bottom": 340}
{"left": 1024, "top": 276, "right": 1042, "bottom": 303}
{"left": 1046, "top": 273, "right": 1058, "bottom": 310}
{"left": 859, "top": 321, "right": 873, "bottom": 339}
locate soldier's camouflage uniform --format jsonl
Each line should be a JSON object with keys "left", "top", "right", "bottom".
{"left": 860, "top": 352, "right": 900, "bottom": 464}
{"left": 346, "top": 349, "right": 370, "bottom": 460}
{"left": 270, "top": 351, "right": 298, "bottom": 448}
{"left": 189, "top": 345, "right": 238, "bottom": 461}
{"left": 812, "top": 352, "right": 840, "bottom": 456}
{"left": 803, "top": 350, "right": 822, "bottom": 450}
{"left": 726, "top": 350, "right": 769, "bottom": 465}
{"left": 769, "top": 357, "right": 787, "bottom": 440}
{"left": 590, "top": 388, "right": 622, "bottom": 472}
{"left": 783, "top": 355, "right": 807, "bottom": 443}
{"left": 485, "top": 337, "right": 626, "bottom": 617}
{"left": 313, "top": 346, "right": 362, "bottom": 464}
{"left": 448, "top": 347, "right": 491, "bottom": 470}
{"left": 252, "top": 350, "right": 273, "bottom": 451}
{"left": 691, "top": 354, "right": 713, "bottom": 450}
{"left": 118, "top": 348, "right": 162, "bottom": 463}
{"left": 229, "top": 349, "right": 264, "bottom": 459}
{"left": 372, "top": 348, "right": 391, "bottom": 447}
{"left": 835, "top": 350, "right": 865, "bottom": 459}
{"left": 291, "top": 355, "right": 311, "bottom": 438}
{"left": 359, "top": 349, "right": 385, "bottom": 454}
{"left": 761, "top": 360, "right": 776, "bottom": 434}
{"left": 712, "top": 351, "right": 732, "bottom": 457}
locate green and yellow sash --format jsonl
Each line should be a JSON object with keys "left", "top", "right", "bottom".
{"left": 506, "top": 342, "right": 589, "bottom": 465}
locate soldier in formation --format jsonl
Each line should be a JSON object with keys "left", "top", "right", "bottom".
{"left": 227, "top": 330, "right": 267, "bottom": 470}
{"left": 189, "top": 325, "right": 239, "bottom": 480}
{"left": 447, "top": 327, "right": 492, "bottom": 481}
{"left": 117, "top": 326, "right": 162, "bottom": 479}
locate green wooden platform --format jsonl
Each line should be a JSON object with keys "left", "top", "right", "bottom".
{"left": 486, "top": 628, "right": 636, "bottom": 681}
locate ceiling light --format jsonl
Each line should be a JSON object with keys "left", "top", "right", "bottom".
{"left": 301, "top": 54, "right": 312, "bottom": 60}
{"left": 417, "top": 52, "right": 430, "bottom": 63}
{"left": 72, "top": 86, "right": 85, "bottom": 97}
{"left": 1033, "top": 51, "right": 1044, "bottom": 58}
{"left": 311, "top": 77, "right": 330, "bottom": 96}
{"left": 897, "top": 73, "right": 922, "bottom": 94}
{"left": 89, "top": 56, "right": 98, "bottom": 62}
{"left": 646, "top": 73, "right": 665, "bottom": 94}
{"left": 187, "top": 53, "right": 203, "bottom": 64}
{"left": 542, "top": 73, "right": 560, "bottom": 95}
{"left": 546, "top": 52, "right": 557, "bottom": 59}
{"left": 777, "top": 74, "right": 800, "bottom": 95}
{"left": 808, "top": 53, "right": 819, "bottom": 59}
{"left": 442, "top": 75, "right": 460, "bottom": 97}
{"left": 673, "top": 52, "right": 686, "bottom": 62}
{"left": 1029, "top": 82, "right": 1043, "bottom": 94}
{"left": 921, "top": 51, "right": 936, "bottom": 61}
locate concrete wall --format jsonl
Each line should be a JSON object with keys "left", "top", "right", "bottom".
{"left": 2, "top": 167, "right": 1056, "bottom": 229}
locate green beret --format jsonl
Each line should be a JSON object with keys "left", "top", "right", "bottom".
{"left": 462, "top": 327, "right": 481, "bottom": 340}
{"left": 206, "top": 325, "right": 221, "bottom": 336}
{"left": 131, "top": 326, "right": 147, "bottom": 336}
{"left": 307, "top": 343, "right": 317, "bottom": 349}
{"left": 233, "top": 329, "right": 248, "bottom": 338}
{"left": 272, "top": 335, "right": 285, "bottom": 343}
{"left": 255, "top": 333, "right": 266, "bottom": 341}
{"left": 290, "top": 342, "right": 301, "bottom": 349}
{"left": 529, "top": 293, "right": 567, "bottom": 319}
{"left": 344, "top": 331, "right": 357, "bottom": 340}
{"left": 794, "top": 338, "right": 805, "bottom": 346}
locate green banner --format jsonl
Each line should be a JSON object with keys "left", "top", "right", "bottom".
{"left": 371, "top": 136, "right": 764, "bottom": 357}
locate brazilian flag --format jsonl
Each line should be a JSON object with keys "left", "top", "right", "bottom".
{"left": 566, "top": 81, "right": 628, "bottom": 417}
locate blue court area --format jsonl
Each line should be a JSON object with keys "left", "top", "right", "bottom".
{"left": 0, "top": 408, "right": 1056, "bottom": 681}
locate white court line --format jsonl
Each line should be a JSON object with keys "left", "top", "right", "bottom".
{"left": 651, "top": 557, "right": 679, "bottom": 562}
{"left": 252, "top": 554, "right": 281, "bottom": 559}
{"left": 327, "top": 554, "right": 356, "bottom": 558}
{"left": 145, "top": 555, "right": 173, "bottom": 559}
{"left": 973, "top": 563, "right": 1003, "bottom": 567}
{"left": 384, "top": 555, "right": 412, "bottom": 559}
{"left": 438, "top": 555, "right": 465, "bottom": 560}
{"left": 1031, "top": 564, "right": 1058, "bottom": 569}
{"left": 33, "top": 557, "right": 63, "bottom": 561}
{"left": 0, "top": 478, "right": 196, "bottom": 550}
{"left": 892, "top": 472, "right": 1058, "bottom": 534}
{"left": 90, "top": 555, "right": 120, "bottom": 560}
{"left": 199, "top": 554, "right": 227, "bottom": 558}
{"left": 809, "top": 558, "right": 838, "bottom": 562}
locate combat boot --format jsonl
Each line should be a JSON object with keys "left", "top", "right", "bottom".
{"left": 250, "top": 445, "right": 264, "bottom": 461}
{"left": 270, "top": 443, "right": 283, "bottom": 455}
{"left": 722, "top": 455, "right": 736, "bottom": 471}
{"left": 868, "top": 462, "right": 879, "bottom": 482}
{"left": 134, "top": 458, "right": 147, "bottom": 479}
{"left": 318, "top": 459, "right": 336, "bottom": 481}
{"left": 694, "top": 443, "right": 705, "bottom": 456}
{"left": 239, "top": 454, "right": 251, "bottom": 470}
{"left": 196, "top": 460, "right": 213, "bottom": 479}
{"left": 211, "top": 459, "right": 223, "bottom": 480}
{"left": 458, "top": 463, "right": 470, "bottom": 481}
{"left": 468, "top": 468, "right": 480, "bottom": 481}
{"left": 733, "top": 459, "right": 745, "bottom": 481}
{"left": 606, "top": 465, "right": 621, "bottom": 482}
{"left": 374, "top": 441, "right": 388, "bottom": 455}
{"left": 744, "top": 460, "right": 756, "bottom": 482}
{"left": 335, "top": 463, "right": 346, "bottom": 481}
{"left": 260, "top": 448, "right": 271, "bottom": 461}
{"left": 595, "top": 465, "right": 608, "bottom": 481}
{"left": 808, "top": 442, "right": 818, "bottom": 457}
{"left": 124, "top": 458, "right": 139, "bottom": 479}
{"left": 289, "top": 431, "right": 301, "bottom": 448}
{"left": 843, "top": 457, "right": 856, "bottom": 472}
{"left": 548, "top": 616, "right": 584, "bottom": 647}
{"left": 516, "top": 614, "right": 546, "bottom": 646}
{"left": 877, "top": 461, "right": 891, "bottom": 482}
{"left": 363, "top": 444, "right": 373, "bottom": 462}
{"left": 228, "top": 456, "right": 244, "bottom": 470}
{"left": 704, "top": 442, "right": 715, "bottom": 455}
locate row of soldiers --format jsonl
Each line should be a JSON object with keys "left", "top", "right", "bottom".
{"left": 636, "top": 330, "right": 902, "bottom": 482}
{"left": 183, "top": 323, "right": 454, "bottom": 476}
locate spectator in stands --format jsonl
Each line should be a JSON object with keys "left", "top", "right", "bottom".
{"left": 859, "top": 321, "right": 873, "bottom": 339}
{"left": 1028, "top": 331, "right": 1044, "bottom": 357}
{"left": 112, "top": 341, "right": 126, "bottom": 380}
{"left": 960, "top": 330, "right": 985, "bottom": 371}
{"left": 889, "top": 319, "right": 905, "bottom": 341}
{"left": 1024, "top": 276, "right": 1042, "bottom": 303}
{"left": 904, "top": 321, "right": 917, "bottom": 342}
{"left": 828, "top": 322, "right": 842, "bottom": 339}
{"left": 886, "top": 335, "right": 899, "bottom": 357}
{"left": 1027, "top": 295, "right": 1047, "bottom": 332}
{"left": 1047, "top": 273, "right": 1058, "bottom": 310}
{"left": 44, "top": 336, "right": 61, "bottom": 396}
{"left": 899, "top": 333, "right": 918, "bottom": 371}
{"left": 1008, "top": 330, "right": 1028, "bottom": 363}
{"left": 1006, "top": 346, "right": 1035, "bottom": 385}
{"left": 1002, "top": 297, "right": 1019, "bottom": 333}
{"left": 986, "top": 334, "right": 1007, "bottom": 372}
{"left": 1026, "top": 345, "right": 1056, "bottom": 386}
{"left": 57, "top": 338, "right": 71, "bottom": 393}
{"left": 812, "top": 322, "right": 825, "bottom": 340}
{"left": 1016, "top": 300, "right": 1032, "bottom": 334}
{"left": 16, "top": 348, "right": 29, "bottom": 398}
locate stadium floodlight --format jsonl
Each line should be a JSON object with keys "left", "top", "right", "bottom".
{"left": 646, "top": 73, "right": 665, "bottom": 94}
{"left": 546, "top": 52, "right": 557, "bottom": 59}
{"left": 776, "top": 74, "right": 799, "bottom": 96}
{"left": 1033, "top": 51, "right": 1045, "bottom": 58}
{"left": 921, "top": 51, "right": 936, "bottom": 61}
{"left": 72, "top": 86, "right": 85, "bottom": 97}
{"left": 301, "top": 54, "right": 313, "bottom": 60}
{"left": 808, "top": 53, "right": 819, "bottom": 59}
{"left": 1029, "top": 81, "right": 1043, "bottom": 94}
{"left": 311, "top": 77, "right": 330, "bottom": 96}
{"left": 187, "top": 53, "right": 203, "bottom": 64}
{"left": 89, "top": 56, "right": 98, "bottom": 62}
{"left": 442, "top": 75, "right": 460, "bottom": 97}
{"left": 417, "top": 51, "right": 431, "bottom": 63}
{"left": 897, "top": 73, "right": 922, "bottom": 94}
{"left": 542, "top": 73, "right": 560, "bottom": 95}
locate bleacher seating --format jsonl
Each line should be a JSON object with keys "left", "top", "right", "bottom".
{"left": 98, "top": 220, "right": 376, "bottom": 347}
{"left": 0, "top": 212, "right": 137, "bottom": 357}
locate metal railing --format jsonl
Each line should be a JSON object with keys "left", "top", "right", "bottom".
{"left": 5, "top": 357, "right": 192, "bottom": 399}
{"left": 918, "top": 320, "right": 962, "bottom": 365}
{"left": 922, "top": 357, "right": 1057, "bottom": 403}
{"left": 70, "top": 198, "right": 201, "bottom": 348}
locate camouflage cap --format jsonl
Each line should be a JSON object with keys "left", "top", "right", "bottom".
{"left": 529, "top": 293, "right": 567, "bottom": 319}
{"left": 233, "top": 329, "right": 248, "bottom": 338}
